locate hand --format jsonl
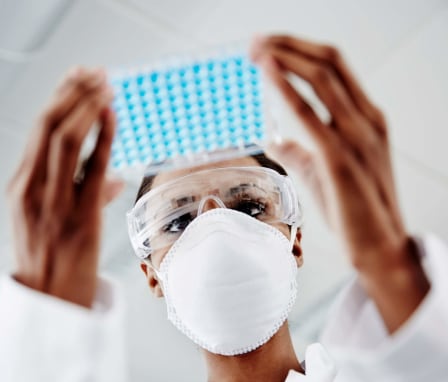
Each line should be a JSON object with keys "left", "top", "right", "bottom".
{"left": 251, "top": 35, "right": 429, "bottom": 332}
{"left": 7, "top": 67, "right": 124, "bottom": 308}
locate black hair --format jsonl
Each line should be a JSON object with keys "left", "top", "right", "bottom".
{"left": 135, "top": 152, "right": 287, "bottom": 204}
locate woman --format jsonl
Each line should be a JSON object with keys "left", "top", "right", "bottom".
{"left": 1, "top": 35, "right": 446, "bottom": 381}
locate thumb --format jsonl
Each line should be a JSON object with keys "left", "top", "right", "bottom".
{"left": 267, "top": 139, "right": 333, "bottom": 228}
{"left": 265, "top": 138, "right": 313, "bottom": 178}
{"left": 102, "top": 178, "right": 125, "bottom": 206}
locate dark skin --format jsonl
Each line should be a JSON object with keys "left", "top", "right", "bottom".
{"left": 8, "top": 35, "right": 430, "bottom": 381}
{"left": 8, "top": 67, "right": 124, "bottom": 307}
{"left": 140, "top": 156, "right": 305, "bottom": 382}
{"left": 251, "top": 35, "right": 429, "bottom": 334}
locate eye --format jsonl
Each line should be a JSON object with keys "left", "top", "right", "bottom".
{"left": 234, "top": 200, "right": 266, "bottom": 218}
{"left": 162, "top": 213, "right": 195, "bottom": 233}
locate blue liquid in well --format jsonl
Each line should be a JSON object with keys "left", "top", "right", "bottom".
{"left": 110, "top": 54, "right": 265, "bottom": 169}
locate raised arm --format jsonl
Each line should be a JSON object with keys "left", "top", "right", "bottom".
{"left": 8, "top": 67, "right": 122, "bottom": 307}
{"left": 0, "top": 68, "right": 126, "bottom": 381}
{"left": 252, "top": 35, "right": 430, "bottom": 334}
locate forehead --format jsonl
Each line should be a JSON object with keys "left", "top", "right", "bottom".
{"left": 151, "top": 156, "right": 261, "bottom": 189}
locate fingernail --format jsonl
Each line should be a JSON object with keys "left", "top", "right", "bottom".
{"left": 69, "top": 66, "right": 85, "bottom": 78}
{"left": 102, "top": 86, "right": 114, "bottom": 100}
{"left": 92, "top": 66, "right": 105, "bottom": 74}
{"left": 253, "top": 33, "right": 267, "bottom": 47}
{"left": 110, "top": 178, "right": 125, "bottom": 190}
{"left": 258, "top": 55, "right": 279, "bottom": 75}
{"left": 108, "top": 178, "right": 125, "bottom": 195}
{"left": 87, "top": 68, "right": 106, "bottom": 88}
{"left": 250, "top": 33, "right": 268, "bottom": 62}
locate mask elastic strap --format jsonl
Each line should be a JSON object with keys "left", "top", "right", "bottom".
{"left": 289, "top": 223, "right": 298, "bottom": 252}
{"left": 144, "top": 258, "right": 166, "bottom": 285}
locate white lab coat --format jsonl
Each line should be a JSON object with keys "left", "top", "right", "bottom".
{"left": 1, "top": 234, "right": 447, "bottom": 381}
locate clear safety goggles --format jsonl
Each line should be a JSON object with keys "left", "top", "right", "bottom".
{"left": 127, "top": 166, "right": 303, "bottom": 259}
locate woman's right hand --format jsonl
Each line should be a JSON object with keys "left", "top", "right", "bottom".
{"left": 7, "top": 67, "right": 123, "bottom": 308}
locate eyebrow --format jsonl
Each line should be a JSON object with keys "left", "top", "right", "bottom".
{"left": 227, "top": 182, "right": 264, "bottom": 196}
{"left": 151, "top": 181, "right": 268, "bottom": 218}
{"left": 174, "top": 195, "right": 196, "bottom": 207}
{"left": 150, "top": 197, "right": 195, "bottom": 221}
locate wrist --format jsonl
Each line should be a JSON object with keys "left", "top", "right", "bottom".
{"left": 355, "top": 236, "right": 430, "bottom": 332}
{"left": 359, "top": 256, "right": 428, "bottom": 298}
{"left": 13, "top": 270, "right": 98, "bottom": 309}
{"left": 50, "top": 275, "right": 98, "bottom": 308}
{"left": 352, "top": 235, "right": 430, "bottom": 299}
{"left": 351, "top": 235, "right": 420, "bottom": 278}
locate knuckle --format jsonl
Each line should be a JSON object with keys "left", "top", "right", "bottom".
{"left": 324, "top": 143, "right": 352, "bottom": 176}
{"left": 292, "top": 99, "right": 311, "bottom": 117}
{"left": 370, "top": 106, "right": 388, "bottom": 139}
{"left": 372, "top": 106, "right": 385, "bottom": 120}
{"left": 16, "top": 184, "right": 35, "bottom": 213}
{"left": 379, "top": 126, "right": 389, "bottom": 141}
{"left": 85, "top": 91, "right": 107, "bottom": 111}
{"left": 374, "top": 109, "right": 387, "bottom": 127}
{"left": 370, "top": 106, "right": 384, "bottom": 123}
{"left": 73, "top": 77, "right": 89, "bottom": 94}
{"left": 321, "top": 45, "right": 341, "bottom": 63}
{"left": 39, "top": 106, "right": 56, "bottom": 127}
{"left": 67, "top": 65, "right": 87, "bottom": 81}
{"left": 329, "top": 154, "right": 348, "bottom": 174}
{"left": 281, "top": 35, "right": 295, "bottom": 46}
{"left": 310, "top": 66, "right": 331, "bottom": 86}
{"left": 54, "top": 129, "right": 81, "bottom": 152}
{"left": 42, "top": 216, "right": 59, "bottom": 238}
{"left": 333, "top": 160, "right": 353, "bottom": 180}
{"left": 364, "top": 135, "right": 381, "bottom": 159}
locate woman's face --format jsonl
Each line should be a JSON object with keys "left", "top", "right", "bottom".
{"left": 140, "top": 156, "right": 303, "bottom": 297}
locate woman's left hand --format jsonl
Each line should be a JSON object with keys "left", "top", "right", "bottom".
{"left": 251, "top": 35, "right": 429, "bottom": 333}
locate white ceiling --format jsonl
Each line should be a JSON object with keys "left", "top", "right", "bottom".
{"left": 0, "top": 0, "right": 447, "bottom": 380}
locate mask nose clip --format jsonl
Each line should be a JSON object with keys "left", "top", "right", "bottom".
{"left": 197, "top": 195, "right": 226, "bottom": 215}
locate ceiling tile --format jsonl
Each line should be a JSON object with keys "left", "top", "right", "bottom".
{"left": 0, "top": 118, "right": 28, "bottom": 272}
{"left": 0, "top": 0, "right": 197, "bottom": 128}
{"left": 367, "top": 5, "right": 448, "bottom": 179}
{"left": 124, "top": 0, "right": 221, "bottom": 38}
{"left": 183, "top": 0, "right": 445, "bottom": 78}
{"left": 394, "top": 150, "right": 448, "bottom": 240}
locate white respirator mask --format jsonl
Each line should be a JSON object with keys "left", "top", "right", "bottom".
{"left": 150, "top": 203, "right": 299, "bottom": 356}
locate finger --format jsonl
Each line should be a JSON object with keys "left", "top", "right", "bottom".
{"left": 259, "top": 55, "right": 339, "bottom": 157}
{"left": 79, "top": 107, "right": 117, "bottom": 208}
{"left": 256, "top": 37, "right": 397, "bottom": 214}
{"left": 265, "top": 139, "right": 312, "bottom": 176}
{"left": 49, "top": 67, "right": 107, "bottom": 124}
{"left": 101, "top": 178, "right": 125, "bottom": 206}
{"left": 267, "top": 139, "right": 332, "bottom": 225}
{"left": 259, "top": 47, "right": 385, "bottom": 186}
{"left": 255, "top": 35, "right": 386, "bottom": 134}
{"left": 259, "top": 47, "right": 369, "bottom": 135}
{"left": 259, "top": 50, "right": 382, "bottom": 192}
{"left": 45, "top": 87, "right": 114, "bottom": 209}
{"left": 14, "top": 68, "right": 108, "bottom": 189}
{"left": 259, "top": 55, "right": 390, "bottom": 231}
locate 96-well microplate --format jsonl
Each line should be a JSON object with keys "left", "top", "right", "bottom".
{"left": 110, "top": 51, "right": 267, "bottom": 175}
